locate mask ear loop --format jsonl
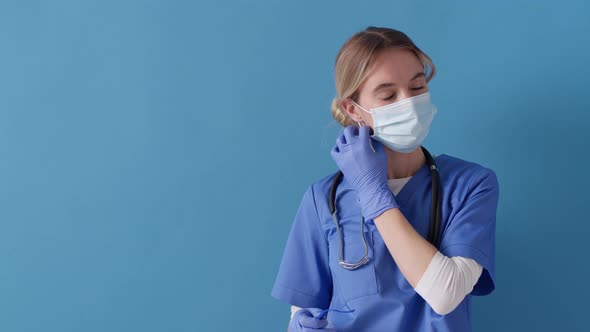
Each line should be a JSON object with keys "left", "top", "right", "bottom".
{"left": 355, "top": 121, "right": 376, "bottom": 153}
{"left": 348, "top": 98, "right": 377, "bottom": 153}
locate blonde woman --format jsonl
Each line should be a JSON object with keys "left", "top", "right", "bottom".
{"left": 271, "top": 26, "right": 499, "bottom": 332}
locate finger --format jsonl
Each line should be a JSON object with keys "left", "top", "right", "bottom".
{"left": 292, "top": 308, "right": 314, "bottom": 319}
{"left": 343, "top": 125, "right": 358, "bottom": 143}
{"left": 370, "top": 137, "right": 384, "bottom": 153}
{"left": 358, "top": 125, "right": 371, "bottom": 141}
{"left": 292, "top": 309, "right": 322, "bottom": 329}
{"left": 298, "top": 316, "right": 329, "bottom": 329}
{"left": 330, "top": 144, "right": 340, "bottom": 160}
{"left": 336, "top": 132, "right": 347, "bottom": 146}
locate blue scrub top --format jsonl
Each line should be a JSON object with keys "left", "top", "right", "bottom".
{"left": 271, "top": 153, "right": 499, "bottom": 331}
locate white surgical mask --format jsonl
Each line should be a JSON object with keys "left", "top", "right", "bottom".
{"left": 351, "top": 91, "right": 437, "bottom": 153}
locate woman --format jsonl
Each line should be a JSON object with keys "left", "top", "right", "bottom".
{"left": 271, "top": 26, "right": 499, "bottom": 332}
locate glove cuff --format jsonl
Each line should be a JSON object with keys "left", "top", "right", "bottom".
{"left": 358, "top": 187, "right": 400, "bottom": 221}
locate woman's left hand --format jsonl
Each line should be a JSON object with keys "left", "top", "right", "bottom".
{"left": 330, "top": 125, "right": 400, "bottom": 220}
{"left": 288, "top": 308, "right": 336, "bottom": 332}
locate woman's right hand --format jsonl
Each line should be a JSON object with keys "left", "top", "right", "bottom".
{"left": 330, "top": 125, "right": 399, "bottom": 221}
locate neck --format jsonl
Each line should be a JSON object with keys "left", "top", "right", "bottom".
{"left": 385, "top": 147, "right": 426, "bottom": 179}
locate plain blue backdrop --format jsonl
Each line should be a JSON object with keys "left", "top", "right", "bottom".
{"left": 1, "top": 0, "right": 589, "bottom": 331}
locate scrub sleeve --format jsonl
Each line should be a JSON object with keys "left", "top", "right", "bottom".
{"left": 438, "top": 167, "right": 499, "bottom": 295}
{"left": 271, "top": 184, "right": 333, "bottom": 309}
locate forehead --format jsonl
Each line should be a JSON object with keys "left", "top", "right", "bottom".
{"left": 360, "top": 48, "right": 424, "bottom": 92}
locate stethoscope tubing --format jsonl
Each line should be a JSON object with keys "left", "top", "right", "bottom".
{"left": 329, "top": 145, "right": 441, "bottom": 270}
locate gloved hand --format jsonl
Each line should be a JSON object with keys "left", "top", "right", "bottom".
{"left": 330, "top": 125, "right": 399, "bottom": 220}
{"left": 288, "top": 308, "right": 336, "bottom": 332}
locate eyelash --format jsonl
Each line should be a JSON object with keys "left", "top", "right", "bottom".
{"left": 384, "top": 87, "right": 424, "bottom": 100}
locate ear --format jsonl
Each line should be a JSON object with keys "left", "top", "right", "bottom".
{"left": 340, "top": 98, "right": 364, "bottom": 123}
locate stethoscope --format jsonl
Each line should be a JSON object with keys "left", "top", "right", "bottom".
{"left": 328, "top": 145, "right": 442, "bottom": 270}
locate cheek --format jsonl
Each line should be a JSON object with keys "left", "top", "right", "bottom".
{"left": 362, "top": 113, "right": 374, "bottom": 128}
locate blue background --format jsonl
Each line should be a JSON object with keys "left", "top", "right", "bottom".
{"left": 1, "top": 0, "right": 588, "bottom": 331}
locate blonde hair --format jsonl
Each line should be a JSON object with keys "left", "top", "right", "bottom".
{"left": 330, "top": 26, "right": 437, "bottom": 126}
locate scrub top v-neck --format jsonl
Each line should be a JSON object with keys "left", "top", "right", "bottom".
{"left": 389, "top": 156, "right": 431, "bottom": 207}
{"left": 271, "top": 153, "right": 499, "bottom": 332}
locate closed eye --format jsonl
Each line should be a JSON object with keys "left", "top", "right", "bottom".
{"left": 383, "top": 87, "right": 424, "bottom": 100}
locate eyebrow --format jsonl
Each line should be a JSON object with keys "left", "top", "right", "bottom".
{"left": 372, "top": 72, "right": 426, "bottom": 93}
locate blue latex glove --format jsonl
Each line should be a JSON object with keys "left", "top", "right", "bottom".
{"left": 288, "top": 308, "right": 336, "bottom": 332}
{"left": 330, "top": 125, "right": 399, "bottom": 220}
